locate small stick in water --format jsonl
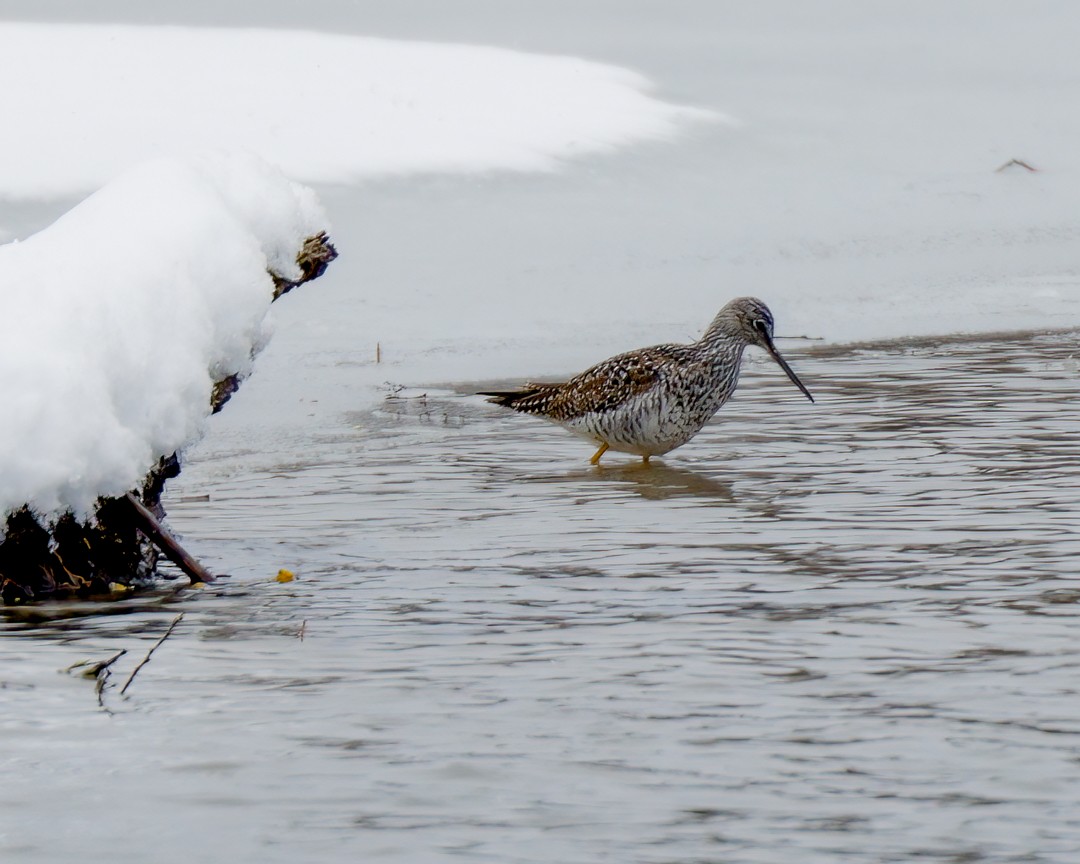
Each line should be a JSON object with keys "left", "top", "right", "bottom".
{"left": 120, "top": 613, "right": 184, "bottom": 696}
{"left": 67, "top": 649, "right": 128, "bottom": 709}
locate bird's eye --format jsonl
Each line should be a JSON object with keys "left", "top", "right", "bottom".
{"left": 753, "top": 319, "right": 769, "bottom": 333}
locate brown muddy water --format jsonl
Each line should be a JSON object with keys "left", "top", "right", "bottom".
{"left": 4, "top": 332, "right": 1080, "bottom": 864}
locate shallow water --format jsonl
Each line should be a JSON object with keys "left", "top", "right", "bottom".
{"left": 5, "top": 333, "right": 1080, "bottom": 863}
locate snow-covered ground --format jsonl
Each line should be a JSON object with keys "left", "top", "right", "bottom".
{"left": 0, "top": 22, "right": 713, "bottom": 198}
{"left": 4, "top": 10, "right": 1078, "bottom": 357}
{"left": 4, "top": 10, "right": 1073, "bottom": 353}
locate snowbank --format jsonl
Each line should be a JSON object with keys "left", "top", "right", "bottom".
{"left": 0, "top": 23, "right": 716, "bottom": 200}
{"left": 0, "top": 152, "right": 326, "bottom": 518}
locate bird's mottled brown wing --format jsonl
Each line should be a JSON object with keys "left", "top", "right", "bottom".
{"left": 492, "top": 344, "right": 692, "bottom": 421}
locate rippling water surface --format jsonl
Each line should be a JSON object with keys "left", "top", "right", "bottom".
{"left": 4, "top": 333, "right": 1080, "bottom": 863}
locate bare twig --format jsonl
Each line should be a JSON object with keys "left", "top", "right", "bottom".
{"left": 95, "top": 657, "right": 121, "bottom": 708}
{"left": 66, "top": 649, "right": 127, "bottom": 709}
{"left": 124, "top": 492, "right": 214, "bottom": 584}
{"left": 995, "top": 158, "right": 1038, "bottom": 173}
{"left": 120, "top": 613, "right": 184, "bottom": 696}
{"left": 65, "top": 649, "right": 127, "bottom": 678}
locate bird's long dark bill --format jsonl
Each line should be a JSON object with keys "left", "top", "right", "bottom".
{"left": 763, "top": 337, "right": 814, "bottom": 403}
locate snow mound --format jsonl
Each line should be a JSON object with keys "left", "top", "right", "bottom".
{"left": 0, "top": 152, "right": 326, "bottom": 518}
{"left": 0, "top": 23, "right": 718, "bottom": 199}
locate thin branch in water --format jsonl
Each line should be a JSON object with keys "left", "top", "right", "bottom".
{"left": 124, "top": 492, "right": 214, "bottom": 584}
{"left": 66, "top": 649, "right": 128, "bottom": 678}
{"left": 120, "top": 613, "right": 185, "bottom": 696}
{"left": 66, "top": 649, "right": 127, "bottom": 710}
{"left": 95, "top": 656, "right": 121, "bottom": 708}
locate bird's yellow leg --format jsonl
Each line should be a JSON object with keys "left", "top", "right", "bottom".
{"left": 642, "top": 455, "right": 651, "bottom": 465}
{"left": 589, "top": 443, "right": 610, "bottom": 465}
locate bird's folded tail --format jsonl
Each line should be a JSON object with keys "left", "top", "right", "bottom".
{"left": 479, "top": 384, "right": 563, "bottom": 414}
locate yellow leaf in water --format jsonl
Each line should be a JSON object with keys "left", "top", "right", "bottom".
{"left": 276, "top": 569, "right": 296, "bottom": 583}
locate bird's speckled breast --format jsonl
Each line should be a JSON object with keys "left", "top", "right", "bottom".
{"left": 561, "top": 354, "right": 743, "bottom": 456}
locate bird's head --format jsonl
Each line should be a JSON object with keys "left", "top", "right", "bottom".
{"left": 714, "top": 297, "right": 814, "bottom": 403}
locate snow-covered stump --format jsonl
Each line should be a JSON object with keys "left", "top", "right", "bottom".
{"left": 0, "top": 155, "right": 336, "bottom": 603}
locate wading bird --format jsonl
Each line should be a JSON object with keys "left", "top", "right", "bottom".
{"left": 481, "top": 297, "right": 813, "bottom": 464}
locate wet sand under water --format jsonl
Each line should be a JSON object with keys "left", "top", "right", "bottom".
{"left": 4, "top": 332, "right": 1080, "bottom": 863}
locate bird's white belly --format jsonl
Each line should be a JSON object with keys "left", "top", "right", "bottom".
{"left": 560, "top": 386, "right": 728, "bottom": 457}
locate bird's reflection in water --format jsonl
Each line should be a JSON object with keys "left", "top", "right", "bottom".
{"left": 524, "top": 459, "right": 737, "bottom": 503}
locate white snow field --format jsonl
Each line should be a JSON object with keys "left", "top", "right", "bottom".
{"left": 0, "top": 22, "right": 716, "bottom": 199}
{"left": 0, "top": 152, "right": 327, "bottom": 518}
